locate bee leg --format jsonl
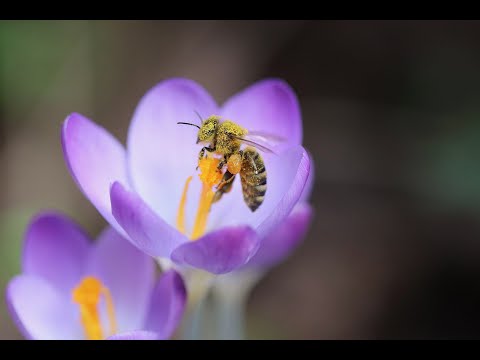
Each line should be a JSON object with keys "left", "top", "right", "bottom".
{"left": 212, "top": 171, "right": 236, "bottom": 204}
{"left": 198, "top": 146, "right": 215, "bottom": 161}
{"left": 217, "top": 155, "right": 228, "bottom": 171}
{"left": 197, "top": 146, "right": 216, "bottom": 170}
{"left": 217, "top": 171, "right": 236, "bottom": 190}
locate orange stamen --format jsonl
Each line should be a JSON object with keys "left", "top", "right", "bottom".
{"left": 72, "top": 276, "right": 117, "bottom": 340}
{"left": 176, "top": 155, "right": 223, "bottom": 240}
{"left": 191, "top": 156, "right": 223, "bottom": 240}
{"left": 176, "top": 176, "right": 193, "bottom": 235}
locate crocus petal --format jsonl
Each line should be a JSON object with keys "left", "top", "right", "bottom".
{"left": 22, "top": 212, "right": 91, "bottom": 294}
{"left": 144, "top": 270, "right": 186, "bottom": 339}
{"left": 210, "top": 146, "right": 310, "bottom": 239}
{"left": 107, "top": 331, "right": 158, "bottom": 340}
{"left": 300, "top": 151, "right": 315, "bottom": 203}
{"left": 255, "top": 147, "right": 310, "bottom": 238}
{"left": 127, "top": 78, "right": 218, "bottom": 227}
{"left": 6, "top": 275, "right": 82, "bottom": 340}
{"left": 171, "top": 226, "right": 259, "bottom": 274}
{"left": 220, "top": 79, "right": 302, "bottom": 150}
{"left": 86, "top": 227, "right": 154, "bottom": 332}
{"left": 246, "top": 203, "right": 313, "bottom": 269}
{"left": 110, "top": 182, "right": 187, "bottom": 258}
{"left": 61, "top": 112, "right": 129, "bottom": 235}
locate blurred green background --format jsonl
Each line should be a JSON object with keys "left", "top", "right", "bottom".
{"left": 3, "top": 20, "right": 480, "bottom": 339}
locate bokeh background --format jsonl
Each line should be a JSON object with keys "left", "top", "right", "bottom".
{"left": 2, "top": 20, "right": 480, "bottom": 339}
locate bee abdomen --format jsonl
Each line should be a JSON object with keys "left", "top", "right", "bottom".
{"left": 243, "top": 171, "right": 266, "bottom": 186}
{"left": 241, "top": 184, "right": 266, "bottom": 212}
{"left": 240, "top": 147, "right": 267, "bottom": 212}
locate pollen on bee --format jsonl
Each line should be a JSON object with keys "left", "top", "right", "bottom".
{"left": 220, "top": 120, "right": 247, "bottom": 137}
{"left": 227, "top": 153, "right": 242, "bottom": 175}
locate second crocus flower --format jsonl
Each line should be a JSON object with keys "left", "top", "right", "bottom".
{"left": 6, "top": 212, "right": 186, "bottom": 340}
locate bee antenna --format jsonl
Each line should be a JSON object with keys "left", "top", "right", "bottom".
{"left": 193, "top": 110, "right": 204, "bottom": 125}
{"left": 177, "top": 122, "right": 201, "bottom": 129}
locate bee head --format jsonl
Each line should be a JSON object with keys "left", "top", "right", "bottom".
{"left": 197, "top": 116, "right": 219, "bottom": 143}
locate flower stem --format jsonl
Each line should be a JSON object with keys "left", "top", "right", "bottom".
{"left": 214, "top": 291, "right": 247, "bottom": 340}
{"left": 176, "top": 269, "right": 216, "bottom": 340}
{"left": 178, "top": 296, "right": 207, "bottom": 340}
{"left": 211, "top": 270, "right": 264, "bottom": 340}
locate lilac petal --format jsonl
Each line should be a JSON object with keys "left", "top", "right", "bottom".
{"left": 255, "top": 147, "right": 310, "bottom": 238}
{"left": 171, "top": 226, "right": 259, "bottom": 274}
{"left": 127, "top": 78, "right": 218, "bottom": 227}
{"left": 107, "top": 331, "right": 158, "bottom": 340}
{"left": 62, "top": 113, "right": 129, "bottom": 235}
{"left": 211, "top": 146, "right": 310, "bottom": 239}
{"left": 246, "top": 203, "right": 313, "bottom": 269}
{"left": 144, "top": 270, "right": 186, "bottom": 339}
{"left": 220, "top": 79, "right": 302, "bottom": 150}
{"left": 110, "top": 182, "right": 188, "bottom": 258}
{"left": 6, "top": 275, "right": 82, "bottom": 340}
{"left": 87, "top": 227, "right": 155, "bottom": 333}
{"left": 300, "top": 151, "right": 315, "bottom": 203}
{"left": 22, "top": 212, "right": 91, "bottom": 294}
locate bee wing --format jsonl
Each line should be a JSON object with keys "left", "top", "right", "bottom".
{"left": 244, "top": 130, "right": 288, "bottom": 143}
{"left": 231, "top": 134, "right": 277, "bottom": 154}
{"left": 237, "top": 131, "right": 289, "bottom": 154}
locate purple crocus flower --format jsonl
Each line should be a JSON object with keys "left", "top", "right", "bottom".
{"left": 61, "top": 78, "right": 311, "bottom": 274}
{"left": 6, "top": 212, "right": 186, "bottom": 340}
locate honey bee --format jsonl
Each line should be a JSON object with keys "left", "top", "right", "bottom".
{"left": 178, "top": 115, "right": 277, "bottom": 212}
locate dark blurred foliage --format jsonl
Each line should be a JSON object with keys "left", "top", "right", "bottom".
{"left": 2, "top": 20, "right": 480, "bottom": 339}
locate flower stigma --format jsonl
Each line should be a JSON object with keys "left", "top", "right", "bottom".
{"left": 72, "top": 276, "right": 117, "bottom": 340}
{"left": 176, "top": 154, "right": 223, "bottom": 240}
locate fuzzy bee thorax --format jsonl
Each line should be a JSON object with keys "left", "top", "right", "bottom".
{"left": 215, "top": 120, "right": 247, "bottom": 155}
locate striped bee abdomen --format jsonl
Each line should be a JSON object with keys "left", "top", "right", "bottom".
{"left": 240, "top": 147, "right": 267, "bottom": 212}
